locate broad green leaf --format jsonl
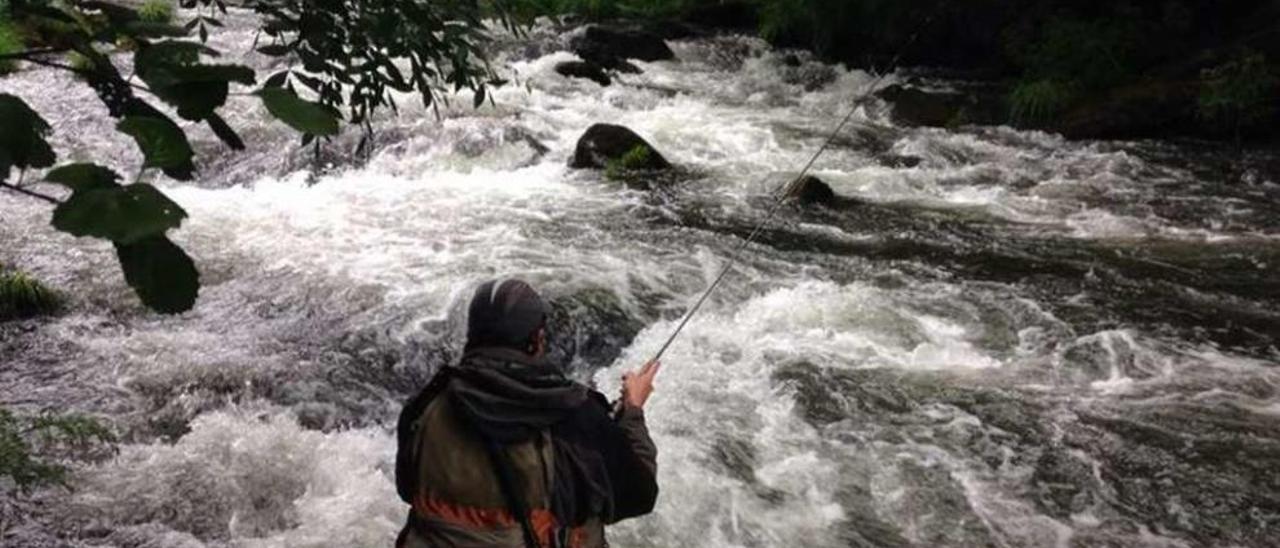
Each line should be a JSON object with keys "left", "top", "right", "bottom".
{"left": 0, "top": 94, "right": 56, "bottom": 180}
{"left": 123, "top": 21, "right": 189, "bottom": 38}
{"left": 114, "top": 235, "right": 199, "bottom": 314}
{"left": 52, "top": 183, "right": 187, "bottom": 244}
{"left": 134, "top": 41, "right": 219, "bottom": 71}
{"left": 263, "top": 70, "right": 289, "bottom": 88}
{"left": 117, "top": 116, "right": 195, "bottom": 170}
{"left": 44, "top": 163, "right": 121, "bottom": 192}
{"left": 257, "top": 87, "right": 339, "bottom": 135}
{"left": 136, "top": 52, "right": 255, "bottom": 120}
{"left": 206, "top": 113, "right": 244, "bottom": 150}
{"left": 256, "top": 44, "right": 290, "bottom": 56}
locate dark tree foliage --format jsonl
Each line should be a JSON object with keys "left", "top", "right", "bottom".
{"left": 0, "top": 0, "right": 521, "bottom": 314}
{"left": 0, "top": 407, "right": 116, "bottom": 491}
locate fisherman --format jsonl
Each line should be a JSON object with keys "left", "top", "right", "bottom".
{"left": 395, "top": 279, "right": 660, "bottom": 548}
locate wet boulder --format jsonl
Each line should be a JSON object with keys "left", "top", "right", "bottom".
{"left": 785, "top": 175, "right": 836, "bottom": 207}
{"left": 876, "top": 84, "right": 968, "bottom": 128}
{"left": 569, "top": 25, "right": 675, "bottom": 72}
{"left": 569, "top": 123, "right": 671, "bottom": 171}
{"left": 545, "top": 287, "right": 645, "bottom": 375}
{"left": 778, "top": 53, "right": 838, "bottom": 91}
{"left": 554, "top": 60, "right": 612, "bottom": 86}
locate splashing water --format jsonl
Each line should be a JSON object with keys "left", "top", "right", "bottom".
{"left": 2, "top": 12, "right": 1278, "bottom": 548}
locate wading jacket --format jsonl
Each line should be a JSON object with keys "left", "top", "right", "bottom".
{"left": 394, "top": 347, "right": 659, "bottom": 548}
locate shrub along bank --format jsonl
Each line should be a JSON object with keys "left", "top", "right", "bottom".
{"left": 533, "top": 0, "right": 1280, "bottom": 142}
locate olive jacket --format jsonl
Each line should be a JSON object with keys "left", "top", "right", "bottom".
{"left": 394, "top": 347, "right": 659, "bottom": 547}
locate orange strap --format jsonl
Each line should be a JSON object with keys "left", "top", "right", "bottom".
{"left": 414, "top": 493, "right": 561, "bottom": 546}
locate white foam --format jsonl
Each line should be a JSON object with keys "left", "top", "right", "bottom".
{"left": 78, "top": 407, "right": 401, "bottom": 547}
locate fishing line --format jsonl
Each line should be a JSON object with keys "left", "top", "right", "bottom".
{"left": 648, "top": 11, "right": 944, "bottom": 365}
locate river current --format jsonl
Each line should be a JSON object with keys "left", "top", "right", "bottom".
{"left": 2, "top": 12, "right": 1278, "bottom": 548}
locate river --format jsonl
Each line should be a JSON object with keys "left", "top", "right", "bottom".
{"left": 1, "top": 11, "right": 1278, "bottom": 548}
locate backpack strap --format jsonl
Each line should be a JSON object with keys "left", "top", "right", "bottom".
{"left": 481, "top": 436, "right": 542, "bottom": 548}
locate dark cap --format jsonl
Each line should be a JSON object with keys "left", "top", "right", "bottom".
{"left": 465, "top": 278, "right": 551, "bottom": 351}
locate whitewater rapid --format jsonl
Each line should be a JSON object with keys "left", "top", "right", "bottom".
{"left": 2, "top": 11, "right": 1278, "bottom": 548}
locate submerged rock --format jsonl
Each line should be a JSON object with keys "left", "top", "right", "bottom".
{"left": 545, "top": 287, "right": 645, "bottom": 375}
{"left": 569, "top": 25, "right": 675, "bottom": 72}
{"left": 876, "top": 84, "right": 969, "bottom": 128}
{"left": 878, "top": 154, "right": 922, "bottom": 168}
{"left": 569, "top": 123, "right": 671, "bottom": 171}
{"left": 785, "top": 175, "right": 836, "bottom": 207}
{"left": 554, "top": 60, "right": 612, "bottom": 86}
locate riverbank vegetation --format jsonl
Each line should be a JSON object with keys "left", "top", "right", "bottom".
{"left": 528, "top": 0, "right": 1279, "bottom": 141}
{"left": 0, "top": 0, "right": 525, "bottom": 314}
{"left": 0, "top": 268, "right": 60, "bottom": 321}
{"left": 0, "top": 408, "right": 115, "bottom": 492}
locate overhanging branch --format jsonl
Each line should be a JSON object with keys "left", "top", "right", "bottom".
{"left": 0, "top": 48, "right": 70, "bottom": 61}
{"left": 0, "top": 182, "right": 61, "bottom": 205}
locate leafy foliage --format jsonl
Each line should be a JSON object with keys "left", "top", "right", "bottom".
{"left": 138, "top": 0, "right": 176, "bottom": 24}
{"left": 50, "top": 168, "right": 187, "bottom": 244}
{"left": 605, "top": 144, "right": 653, "bottom": 180}
{"left": 0, "top": 12, "right": 19, "bottom": 74}
{"left": 0, "top": 269, "right": 60, "bottom": 320}
{"left": 0, "top": 0, "right": 527, "bottom": 314}
{"left": 1199, "top": 50, "right": 1277, "bottom": 137}
{"left": 1009, "top": 79, "right": 1076, "bottom": 125}
{"left": 0, "top": 407, "right": 116, "bottom": 492}
{"left": 115, "top": 235, "right": 200, "bottom": 314}
{"left": 257, "top": 87, "right": 339, "bottom": 136}
{"left": 251, "top": 0, "right": 520, "bottom": 131}
{"left": 0, "top": 93, "right": 55, "bottom": 177}
{"left": 1015, "top": 18, "right": 1135, "bottom": 91}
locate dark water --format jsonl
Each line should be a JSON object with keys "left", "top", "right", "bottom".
{"left": 1, "top": 13, "right": 1278, "bottom": 548}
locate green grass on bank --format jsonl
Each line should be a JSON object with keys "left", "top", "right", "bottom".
{"left": 0, "top": 269, "right": 61, "bottom": 320}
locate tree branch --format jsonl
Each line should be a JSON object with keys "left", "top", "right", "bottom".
{"left": 17, "top": 56, "right": 83, "bottom": 73}
{"left": 0, "top": 48, "right": 69, "bottom": 61}
{"left": 0, "top": 182, "right": 61, "bottom": 205}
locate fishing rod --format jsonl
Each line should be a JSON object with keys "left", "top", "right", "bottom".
{"left": 647, "top": 11, "right": 944, "bottom": 366}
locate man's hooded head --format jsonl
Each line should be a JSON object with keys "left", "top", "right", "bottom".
{"left": 465, "top": 278, "right": 551, "bottom": 353}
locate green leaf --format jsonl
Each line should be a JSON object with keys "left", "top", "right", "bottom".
{"left": 123, "top": 21, "right": 190, "bottom": 38}
{"left": 206, "top": 113, "right": 244, "bottom": 150}
{"left": 256, "top": 44, "right": 290, "bottom": 56}
{"left": 52, "top": 182, "right": 188, "bottom": 244}
{"left": 114, "top": 235, "right": 199, "bottom": 314}
{"left": 135, "top": 41, "right": 217, "bottom": 73}
{"left": 257, "top": 87, "right": 339, "bottom": 135}
{"left": 135, "top": 49, "right": 254, "bottom": 120}
{"left": 0, "top": 94, "right": 56, "bottom": 180}
{"left": 44, "top": 163, "right": 121, "bottom": 192}
{"left": 117, "top": 116, "right": 195, "bottom": 170}
{"left": 263, "top": 70, "right": 289, "bottom": 88}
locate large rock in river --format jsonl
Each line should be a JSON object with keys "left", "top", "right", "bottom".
{"left": 876, "top": 84, "right": 968, "bottom": 128}
{"left": 554, "top": 60, "right": 612, "bottom": 86}
{"left": 569, "top": 123, "right": 671, "bottom": 170}
{"left": 570, "top": 25, "right": 675, "bottom": 72}
{"left": 785, "top": 175, "right": 836, "bottom": 207}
